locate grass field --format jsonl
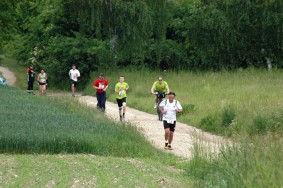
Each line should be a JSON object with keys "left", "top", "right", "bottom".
{"left": 0, "top": 154, "right": 192, "bottom": 187}
{"left": 85, "top": 68, "right": 283, "bottom": 137}
{"left": 0, "top": 86, "right": 192, "bottom": 187}
{"left": 0, "top": 87, "right": 174, "bottom": 159}
{"left": 1, "top": 56, "right": 283, "bottom": 187}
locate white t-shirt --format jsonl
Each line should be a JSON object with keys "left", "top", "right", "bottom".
{"left": 159, "top": 99, "right": 182, "bottom": 121}
{"left": 69, "top": 69, "right": 80, "bottom": 82}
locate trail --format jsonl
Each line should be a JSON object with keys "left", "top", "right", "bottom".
{"left": 0, "top": 66, "right": 16, "bottom": 86}
{"left": 78, "top": 96, "right": 229, "bottom": 159}
{"left": 0, "top": 66, "right": 230, "bottom": 159}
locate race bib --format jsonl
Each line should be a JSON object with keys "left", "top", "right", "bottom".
{"left": 119, "top": 90, "right": 125, "bottom": 95}
{"left": 167, "top": 119, "right": 174, "bottom": 124}
{"left": 99, "top": 83, "right": 104, "bottom": 89}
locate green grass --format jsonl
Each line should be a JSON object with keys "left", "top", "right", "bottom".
{"left": 85, "top": 68, "right": 283, "bottom": 137}
{"left": 0, "top": 86, "right": 193, "bottom": 187}
{"left": 2, "top": 56, "right": 283, "bottom": 187}
{"left": 0, "top": 154, "right": 192, "bottom": 187}
{"left": 184, "top": 136, "right": 283, "bottom": 188}
{"left": 0, "top": 86, "right": 175, "bottom": 160}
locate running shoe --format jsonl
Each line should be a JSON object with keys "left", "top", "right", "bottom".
{"left": 164, "top": 143, "right": 169, "bottom": 150}
{"left": 167, "top": 145, "right": 173, "bottom": 150}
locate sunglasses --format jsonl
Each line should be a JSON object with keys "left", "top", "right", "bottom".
{"left": 159, "top": 80, "right": 162, "bottom": 81}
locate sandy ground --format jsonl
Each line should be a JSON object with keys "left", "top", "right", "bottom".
{"left": 0, "top": 66, "right": 230, "bottom": 159}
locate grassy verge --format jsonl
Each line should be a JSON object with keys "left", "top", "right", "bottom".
{"left": 85, "top": 68, "right": 283, "bottom": 137}
{"left": 184, "top": 136, "right": 283, "bottom": 187}
{"left": 0, "top": 154, "right": 192, "bottom": 187}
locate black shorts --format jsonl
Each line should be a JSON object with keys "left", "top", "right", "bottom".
{"left": 163, "top": 120, "right": 176, "bottom": 132}
{"left": 38, "top": 81, "right": 46, "bottom": 85}
{"left": 70, "top": 79, "right": 77, "bottom": 87}
{"left": 116, "top": 97, "right": 127, "bottom": 107}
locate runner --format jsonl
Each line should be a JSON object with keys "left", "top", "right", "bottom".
{"left": 159, "top": 92, "right": 183, "bottom": 150}
{"left": 68, "top": 64, "right": 80, "bottom": 97}
{"left": 93, "top": 73, "right": 108, "bottom": 112}
{"left": 151, "top": 76, "right": 170, "bottom": 108}
{"left": 115, "top": 76, "right": 129, "bottom": 121}
{"left": 37, "top": 69, "right": 48, "bottom": 94}
{"left": 26, "top": 64, "right": 35, "bottom": 94}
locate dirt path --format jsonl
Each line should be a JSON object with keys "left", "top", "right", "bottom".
{"left": 0, "top": 66, "right": 16, "bottom": 86}
{"left": 0, "top": 66, "right": 229, "bottom": 159}
{"left": 78, "top": 96, "right": 229, "bottom": 159}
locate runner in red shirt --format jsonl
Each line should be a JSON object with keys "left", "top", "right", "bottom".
{"left": 93, "top": 73, "right": 109, "bottom": 112}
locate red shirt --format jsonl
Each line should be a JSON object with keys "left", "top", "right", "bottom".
{"left": 94, "top": 79, "right": 108, "bottom": 93}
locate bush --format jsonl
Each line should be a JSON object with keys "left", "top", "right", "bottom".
{"left": 251, "top": 115, "right": 268, "bottom": 135}
{"left": 221, "top": 106, "right": 236, "bottom": 128}
{"left": 177, "top": 104, "right": 196, "bottom": 117}
{"left": 200, "top": 115, "right": 218, "bottom": 132}
{"left": 268, "top": 111, "right": 283, "bottom": 133}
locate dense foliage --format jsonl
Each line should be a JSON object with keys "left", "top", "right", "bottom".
{"left": 1, "top": 0, "right": 282, "bottom": 87}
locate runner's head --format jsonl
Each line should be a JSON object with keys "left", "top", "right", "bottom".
{"left": 119, "top": 76, "right": 125, "bottom": 83}
{"left": 158, "top": 76, "right": 163, "bottom": 84}
{"left": 99, "top": 73, "right": 104, "bottom": 80}
{"left": 40, "top": 69, "right": 44, "bottom": 74}
{"left": 168, "top": 92, "right": 175, "bottom": 102}
{"left": 72, "top": 64, "right": 76, "bottom": 70}
{"left": 30, "top": 64, "right": 34, "bottom": 69}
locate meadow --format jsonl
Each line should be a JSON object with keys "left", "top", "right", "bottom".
{"left": 1, "top": 56, "right": 283, "bottom": 187}
{"left": 85, "top": 68, "right": 283, "bottom": 138}
{"left": 0, "top": 86, "right": 193, "bottom": 187}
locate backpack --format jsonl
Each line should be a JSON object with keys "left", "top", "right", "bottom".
{"left": 164, "top": 99, "right": 178, "bottom": 106}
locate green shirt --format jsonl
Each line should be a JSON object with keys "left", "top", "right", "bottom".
{"left": 115, "top": 82, "right": 129, "bottom": 99}
{"left": 153, "top": 81, "right": 168, "bottom": 92}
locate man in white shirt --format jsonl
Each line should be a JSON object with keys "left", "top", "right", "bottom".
{"left": 159, "top": 92, "right": 183, "bottom": 150}
{"left": 69, "top": 64, "right": 80, "bottom": 97}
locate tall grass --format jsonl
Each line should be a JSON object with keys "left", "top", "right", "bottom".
{"left": 85, "top": 68, "right": 283, "bottom": 137}
{"left": 185, "top": 136, "right": 283, "bottom": 187}
{"left": 0, "top": 86, "right": 176, "bottom": 161}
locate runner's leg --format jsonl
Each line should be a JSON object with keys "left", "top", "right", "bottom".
{"left": 101, "top": 92, "right": 106, "bottom": 111}
{"left": 168, "top": 132, "right": 174, "bottom": 145}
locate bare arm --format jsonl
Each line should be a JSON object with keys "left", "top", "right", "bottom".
{"left": 166, "top": 86, "right": 170, "bottom": 94}
{"left": 151, "top": 84, "right": 155, "bottom": 94}
{"left": 103, "top": 85, "right": 109, "bottom": 91}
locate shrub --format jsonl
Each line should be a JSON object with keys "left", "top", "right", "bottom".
{"left": 251, "top": 115, "right": 268, "bottom": 135}
{"left": 268, "top": 111, "right": 283, "bottom": 133}
{"left": 221, "top": 106, "right": 236, "bottom": 128}
{"left": 200, "top": 115, "right": 218, "bottom": 132}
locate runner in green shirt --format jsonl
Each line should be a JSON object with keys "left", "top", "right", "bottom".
{"left": 115, "top": 76, "right": 129, "bottom": 121}
{"left": 151, "top": 76, "right": 170, "bottom": 108}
